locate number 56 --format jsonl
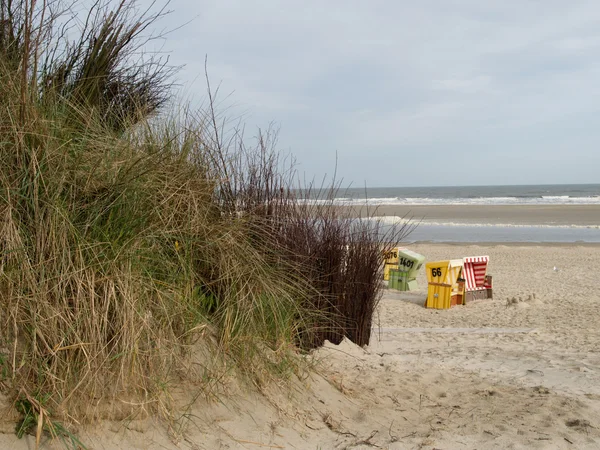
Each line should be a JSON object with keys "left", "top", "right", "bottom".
{"left": 431, "top": 268, "right": 442, "bottom": 277}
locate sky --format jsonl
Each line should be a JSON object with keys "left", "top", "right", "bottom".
{"left": 137, "top": 0, "right": 600, "bottom": 187}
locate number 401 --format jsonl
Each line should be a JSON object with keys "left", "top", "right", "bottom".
{"left": 431, "top": 268, "right": 442, "bottom": 277}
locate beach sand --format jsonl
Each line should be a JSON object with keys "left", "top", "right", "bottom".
{"left": 3, "top": 243, "right": 600, "bottom": 449}
{"left": 346, "top": 204, "right": 600, "bottom": 226}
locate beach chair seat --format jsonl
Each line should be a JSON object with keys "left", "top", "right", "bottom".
{"left": 463, "top": 256, "right": 493, "bottom": 303}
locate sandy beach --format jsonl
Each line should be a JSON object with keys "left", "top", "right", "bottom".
{"left": 3, "top": 242, "right": 600, "bottom": 449}
{"left": 2, "top": 0, "right": 599, "bottom": 446}
{"left": 346, "top": 204, "right": 600, "bottom": 227}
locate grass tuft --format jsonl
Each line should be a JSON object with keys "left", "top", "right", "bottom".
{"left": 0, "top": 0, "right": 413, "bottom": 444}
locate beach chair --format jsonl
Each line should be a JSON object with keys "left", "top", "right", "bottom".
{"left": 425, "top": 260, "right": 464, "bottom": 309}
{"left": 383, "top": 248, "right": 400, "bottom": 281}
{"left": 462, "top": 256, "right": 493, "bottom": 303}
{"left": 383, "top": 247, "right": 425, "bottom": 291}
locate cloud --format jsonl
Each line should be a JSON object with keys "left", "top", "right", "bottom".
{"left": 432, "top": 76, "right": 492, "bottom": 94}
{"left": 145, "top": 0, "right": 600, "bottom": 186}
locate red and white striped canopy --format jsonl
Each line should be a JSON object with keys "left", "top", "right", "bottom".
{"left": 463, "top": 256, "right": 489, "bottom": 291}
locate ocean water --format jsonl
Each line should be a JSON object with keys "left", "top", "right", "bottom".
{"left": 313, "top": 184, "right": 600, "bottom": 243}
{"left": 307, "top": 184, "right": 600, "bottom": 206}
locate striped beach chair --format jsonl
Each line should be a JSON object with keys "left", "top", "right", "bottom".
{"left": 463, "top": 256, "right": 493, "bottom": 303}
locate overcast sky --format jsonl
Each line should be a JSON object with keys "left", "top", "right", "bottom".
{"left": 141, "top": 0, "right": 600, "bottom": 187}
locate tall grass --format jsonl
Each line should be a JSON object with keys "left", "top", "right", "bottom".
{"left": 0, "top": 74, "right": 317, "bottom": 421}
{"left": 0, "top": 0, "right": 411, "bottom": 439}
{"left": 197, "top": 117, "right": 411, "bottom": 349}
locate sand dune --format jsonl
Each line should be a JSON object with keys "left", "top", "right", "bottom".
{"left": 3, "top": 243, "right": 600, "bottom": 449}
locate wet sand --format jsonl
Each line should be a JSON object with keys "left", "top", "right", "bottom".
{"left": 345, "top": 204, "right": 600, "bottom": 226}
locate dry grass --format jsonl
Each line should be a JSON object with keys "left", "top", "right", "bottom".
{"left": 0, "top": 0, "right": 412, "bottom": 443}
{"left": 197, "top": 117, "right": 412, "bottom": 349}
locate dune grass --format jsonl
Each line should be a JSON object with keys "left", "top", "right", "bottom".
{"left": 0, "top": 0, "right": 410, "bottom": 444}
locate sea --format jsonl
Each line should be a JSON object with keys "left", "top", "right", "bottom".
{"left": 304, "top": 184, "right": 600, "bottom": 243}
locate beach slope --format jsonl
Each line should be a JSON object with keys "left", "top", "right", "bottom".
{"left": 2, "top": 243, "right": 599, "bottom": 449}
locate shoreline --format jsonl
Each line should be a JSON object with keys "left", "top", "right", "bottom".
{"left": 344, "top": 204, "right": 600, "bottom": 227}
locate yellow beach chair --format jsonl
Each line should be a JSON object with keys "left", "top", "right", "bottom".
{"left": 383, "top": 247, "right": 425, "bottom": 291}
{"left": 425, "top": 260, "right": 464, "bottom": 309}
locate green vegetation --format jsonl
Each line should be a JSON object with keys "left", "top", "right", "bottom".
{"left": 0, "top": 0, "right": 409, "bottom": 444}
{"left": 15, "top": 392, "right": 87, "bottom": 449}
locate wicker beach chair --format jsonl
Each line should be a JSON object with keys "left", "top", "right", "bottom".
{"left": 463, "top": 256, "right": 493, "bottom": 303}
{"left": 425, "top": 259, "right": 464, "bottom": 309}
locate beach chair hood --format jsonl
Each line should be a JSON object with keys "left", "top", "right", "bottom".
{"left": 463, "top": 256, "right": 489, "bottom": 291}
